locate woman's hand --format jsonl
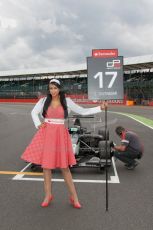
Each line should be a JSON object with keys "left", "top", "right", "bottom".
{"left": 38, "top": 122, "right": 46, "bottom": 129}
{"left": 100, "top": 101, "right": 108, "bottom": 110}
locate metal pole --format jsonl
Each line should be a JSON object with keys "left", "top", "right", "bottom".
{"left": 105, "top": 100, "right": 109, "bottom": 211}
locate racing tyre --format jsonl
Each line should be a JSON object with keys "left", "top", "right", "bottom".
{"left": 31, "top": 164, "right": 42, "bottom": 172}
{"left": 98, "top": 140, "right": 111, "bottom": 159}
{"left": 98, "top": 130, "right": 109, "bottom": 140}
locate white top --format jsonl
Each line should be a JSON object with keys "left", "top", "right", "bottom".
{"left": 31, "top": 97, "right": 102, "bottom": 129}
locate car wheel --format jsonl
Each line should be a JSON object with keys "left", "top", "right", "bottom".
{"left": 98, "top": 130, "right": 109, "bottom": 140}
{"left": 98, "top": 140, "right": 111, "bottom": 159}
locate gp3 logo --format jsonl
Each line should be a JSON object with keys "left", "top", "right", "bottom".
{"left": 106, "top": 60, "right": 121, "bottom": 69}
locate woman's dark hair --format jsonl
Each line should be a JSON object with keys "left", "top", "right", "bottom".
{"left": 42, "top": 81, "right": 68, "bottom": 119}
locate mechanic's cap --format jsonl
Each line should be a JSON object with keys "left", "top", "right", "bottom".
{"left": 115, "top": 126, "right": 125, "bottom": 136}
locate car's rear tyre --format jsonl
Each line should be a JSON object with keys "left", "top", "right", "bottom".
{"left": 98, "top": 130, "right": 109, "bottom": 140}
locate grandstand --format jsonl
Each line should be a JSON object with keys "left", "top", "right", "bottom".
{"left": 124, "top": 55, "right": 153, "bottom": 105}
{"left": 0, "top": 54, "right": 153, "bottom": 105}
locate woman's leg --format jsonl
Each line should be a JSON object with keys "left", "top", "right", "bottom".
{"left": 42, "top": 168, "right": 52, "bottom": 202}
{"left": 61, "top": 167, "right": 79, "bottom": 204}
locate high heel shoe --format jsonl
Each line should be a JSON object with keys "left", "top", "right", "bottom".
{"left": 41, "top": 195, "right": 53, "bottom": 207}
{"left": 69, "top": 196, "right": 82, "bottom": 209}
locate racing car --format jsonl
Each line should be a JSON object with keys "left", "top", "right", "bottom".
{"left": 68, "top": 115, "right": 112, "bottom": 171}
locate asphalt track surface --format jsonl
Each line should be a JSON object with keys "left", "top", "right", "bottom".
{"left": 0, "top": 103, "right": 153, "bottom": 230}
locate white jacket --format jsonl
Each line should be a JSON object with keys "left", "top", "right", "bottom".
{"left": 31, "top": 97, "right": 102, "bottom": 129}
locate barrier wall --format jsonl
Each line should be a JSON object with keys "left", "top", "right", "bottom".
{"left": 148, "top": 101, "right": 153, "bottom": 106}
{"left": 126, "top": 100, "right": 134, "bottom": 106}
{"left": 0, "top": 98, "right": 37, "bottom": 103}
{"left": 0, "top": 96, "right": 125, "bottom": 105}
{"left": 0, "top": 96, "right": 152, "bottom": 106}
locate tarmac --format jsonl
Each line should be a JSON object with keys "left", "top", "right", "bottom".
{"left": 0, "top": 103, "right": 153, "bottom": 230}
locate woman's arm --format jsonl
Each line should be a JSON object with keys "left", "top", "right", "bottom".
{"left": 31, "top": 97, "right": 46, "bottom": 129}
{"left": 66, "top": 97, "right": 106, "bottom": 115}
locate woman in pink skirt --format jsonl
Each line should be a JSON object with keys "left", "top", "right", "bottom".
{"left": 21, "top": 79, "right": 106, "bottom": 208}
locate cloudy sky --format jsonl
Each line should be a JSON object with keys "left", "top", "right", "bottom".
{"left": 0, "top": 0, "right": 153, "bottom": 71}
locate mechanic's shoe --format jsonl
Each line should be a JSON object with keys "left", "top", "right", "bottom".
{"left": 126, "top": 162, "right": 139, "bottom": 170}
{"left": 41, "top": 195, "right": 53, "bottom": 207}
{"left": 70, "top": 196, "right": 82, "bottom": 209}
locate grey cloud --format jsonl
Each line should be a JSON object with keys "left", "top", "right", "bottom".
{"left": 1, "top": 0, "right": 153, "bottom": 71}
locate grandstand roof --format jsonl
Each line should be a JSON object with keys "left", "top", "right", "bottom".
{"left": 0, "top": 63, "right": 87, "bottom": 78}
{"left": 1, "top": 54, "right": 153, "bottom": 78}
{"left": 124, "top": 54, "right": 153, "bottom": 71}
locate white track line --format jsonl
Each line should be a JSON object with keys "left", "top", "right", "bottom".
{"left": 110, "top": 157, "right": 120, "bottom": 183}
{"left": 12, "top": 158, "right": 120, "bottom": 184}
{"left": 12, "top": 163, "right": 32, "bottom": 180}
{"left": 109, "top": 111, "right": 153, "bottom": 130}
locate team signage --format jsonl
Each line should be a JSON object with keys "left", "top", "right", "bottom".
{"left": 92, "top": 49, "right": 118, "bottom": 58}
{"left": 87, "top": 56, "right": 124, "bottom": 100}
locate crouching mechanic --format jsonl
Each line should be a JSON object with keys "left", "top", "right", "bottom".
{"left": 112, "top": 126, "right": 144, "bottom": 170}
